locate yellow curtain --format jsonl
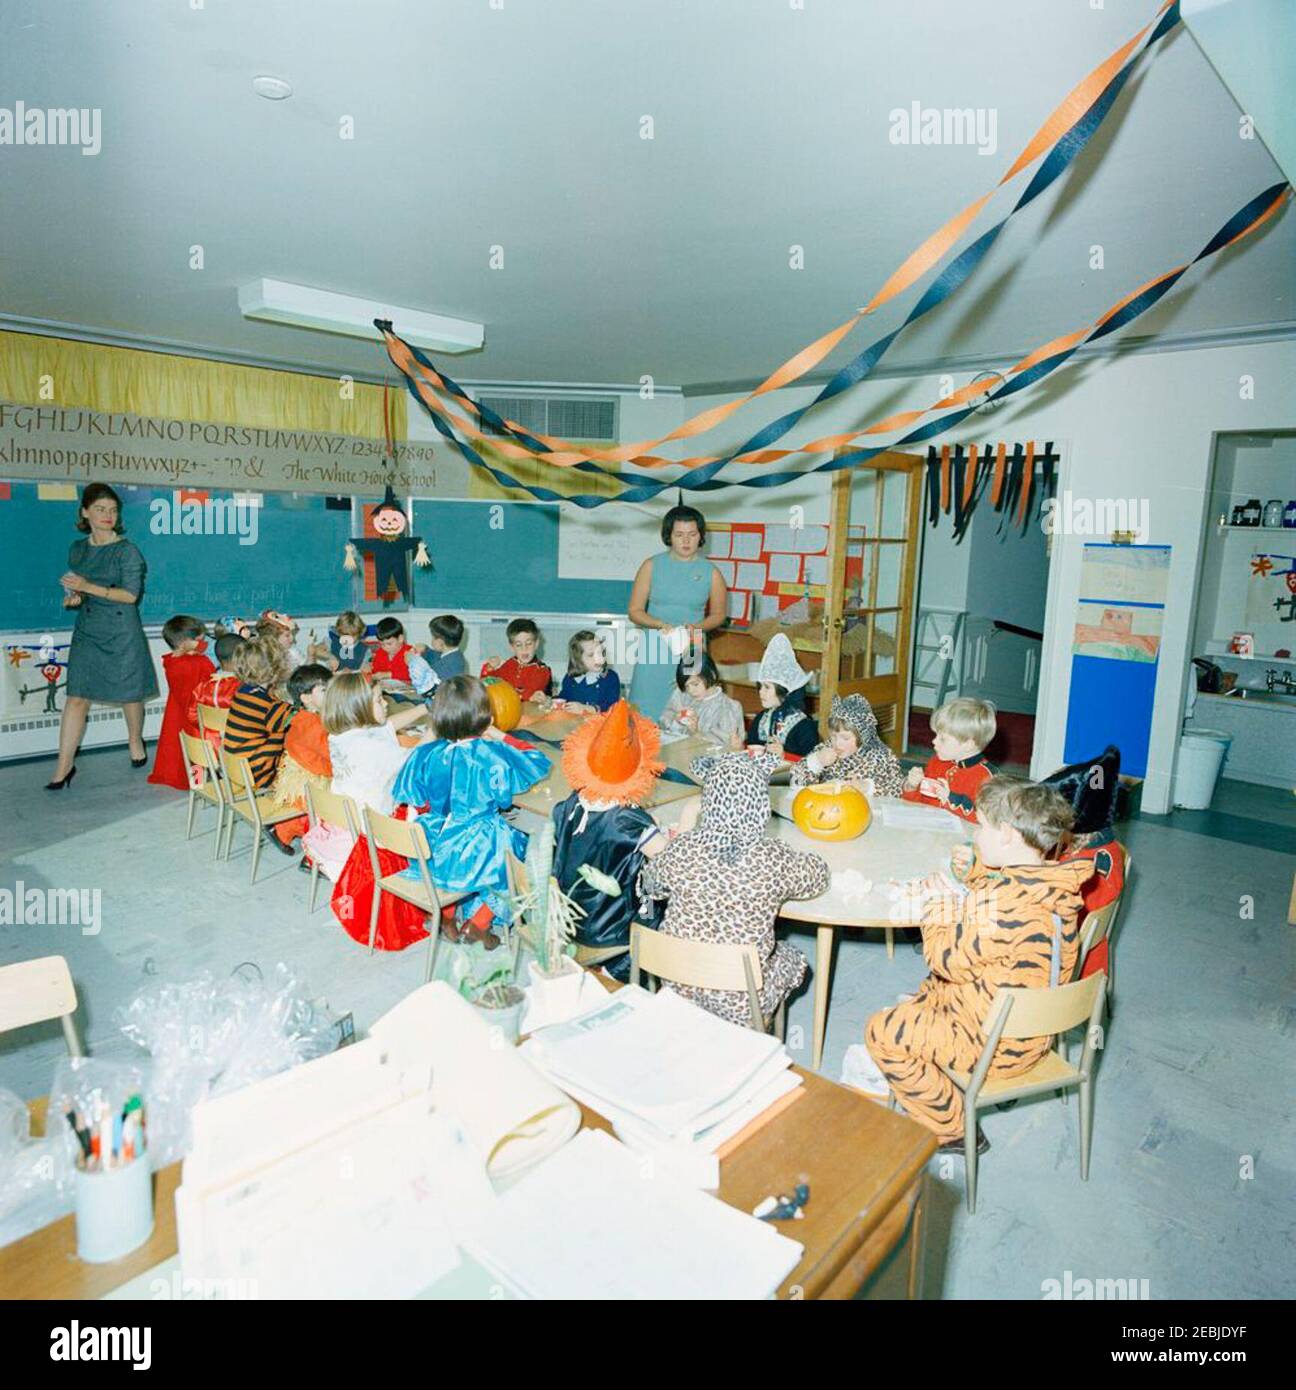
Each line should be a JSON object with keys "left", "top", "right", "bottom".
{"left": 0, "top": 330, "right": 405, "bottom": 439}
{"left": 466, "top": 438, "right": 626, "bottom": 502}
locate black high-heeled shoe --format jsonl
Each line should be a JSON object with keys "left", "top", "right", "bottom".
{"left": 130, "top": 750, "right": 148, "bottom": 768}
{"left": 45, "top": 766, "right": 77, "bottom": 790}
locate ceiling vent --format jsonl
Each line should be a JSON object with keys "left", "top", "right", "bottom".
{"left": 478, "top": 395, "right": 618, "bottom": 442}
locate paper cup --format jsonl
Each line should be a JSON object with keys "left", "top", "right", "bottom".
{"left": 74, "top": 1159, "right": 154, "bottom": 1263}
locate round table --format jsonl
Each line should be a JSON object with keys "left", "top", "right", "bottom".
{"left": 767, "top": 788, "right": 969, "bottom": 1070}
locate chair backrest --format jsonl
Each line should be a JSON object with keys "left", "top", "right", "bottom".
{"left": 221, "top": 748, "right": 256, "bottom": 796}
{"left": 364, "top": 805, "right": 431, "bottom": 862}
{"left": 305, "top": 783, "right": 360, "bottom": 838}
{"left": 196, "top": 703, "right": 228, "bottom": 736}
{"left": 1078, "top": 848, "right": 1132, "bottom": 965}
{"left": 630, "top": 923, "right": 764, "bottom": 992}
{"left": 0, "top": 956, "right": 83, "bottom": 1055}
{"left": 179, "top": 729, "right": 218, "bottom": 789}
{"left": 988, "top": 973, "right": 1107, "bottom": 1041}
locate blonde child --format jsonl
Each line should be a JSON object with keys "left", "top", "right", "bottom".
{"left": 661, "top": 652, "right": 744, "bottom": 745}
{"left": 311, "top": 610, "right": 369, "bottom": 672}
{"left": 481, "top": 617, "right": 553, "bottom": 704}
{"left": 322, "top": 671, "right": 424, "bottom": 816}
{"left": 556, "top": 630, "right": 621, "bottom": 713}
{"left": 256, "top": 610, "right": 306, "bottom": 673}
{"left": 223, "top": 635, "right": 292, "bottom": 793}
{"left": 865, "top": 777, "right": 1088, "bottom": 1153}
{"left": 791, "top": 694, "right": 906, "bottom": 796}
{"left": 903, "top": 696, "right": 996, "bottom": 820}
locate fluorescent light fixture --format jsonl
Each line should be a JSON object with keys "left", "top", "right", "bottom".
{"left": 237, "top": 278, "right": 484, "bottom": 354}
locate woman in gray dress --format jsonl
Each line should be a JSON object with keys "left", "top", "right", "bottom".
{"left": 46, "top": 482, "right": 158, "bottom": 788}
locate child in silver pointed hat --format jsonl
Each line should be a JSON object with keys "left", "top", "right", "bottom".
{"left": 742, "top": 633, "right": 818, "bottom": 759}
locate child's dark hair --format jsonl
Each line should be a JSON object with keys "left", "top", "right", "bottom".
{"left": 375, "top": 617, "right": 405, "bottom": 642}
{"left": 506, "top": 618, "right": 539, "bottom": 642}
{"left": 161, "top": 615, "right": 206, "bottom": 650}
{"left": 660, "top": 504, "right": 706, "bottom": 546}
{"left": 214, "top": 632, "right": 246, "bottom": 667}
{"left": 676, "top": 652, "right": 720, "bottom": 691}
{"left": 567, "top": 630, "right": 602, "bottom": 676}
{"left": 432, "top": 675, "right": 492, "bottom": 741}
{"left": 762, "top": 681, "right": 789, "bottom": 703}
{"left": 287, "top": 663, "right": 331, "bottom": 709}
{"left": 428, "top": 614, "right": 464, "bottom": 648}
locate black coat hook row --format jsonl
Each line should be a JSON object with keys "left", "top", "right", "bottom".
{"left": 925, "top": 442, "right": 1060, "bottom": 538}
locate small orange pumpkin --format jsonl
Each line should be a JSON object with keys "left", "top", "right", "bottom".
{"left": 483, "top": 675, "right": 522, "bottom": 732}
{"left": 792, "top": 781, "right": 871, "bottom": 842}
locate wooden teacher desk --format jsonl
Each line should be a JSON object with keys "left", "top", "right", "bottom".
{"left": 6, "top": 1067, "right": 936, "bottom": 1302}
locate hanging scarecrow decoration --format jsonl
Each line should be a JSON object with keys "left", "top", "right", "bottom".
{"left": 342, "top": 385, "right": 431, "bottom": 605}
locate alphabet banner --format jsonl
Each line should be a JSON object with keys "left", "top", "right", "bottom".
{"left": 0, "top": 402, "right": 442, "bottom": 497}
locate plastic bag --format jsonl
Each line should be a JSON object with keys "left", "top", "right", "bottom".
{"left": 114, "top": 962, "right": 340, "bottom": 1165}
{"left": 0, "top": 1086, "right": 69, "bottom": 1245}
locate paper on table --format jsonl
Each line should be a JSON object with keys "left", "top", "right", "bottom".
{"left": 370, "top": 981, "right": 580, "bottom": 1181}
{"left": 523, "top": 987, "right": 787, "bottom": 1139}
{"left": 878, "top": 800, "right": 966, "bottom": 832}
{"left": 461, "top": 1130, "right": 803, "bottom": 1300}
{"left": 179, "top": 1097, "right": 480, "bottom": 1299}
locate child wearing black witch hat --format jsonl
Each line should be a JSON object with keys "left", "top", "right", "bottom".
{"left": 1043, "top": 744, "right": 1127, "bottom": 982}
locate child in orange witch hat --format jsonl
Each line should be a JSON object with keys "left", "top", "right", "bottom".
{"left": 552, "top": 700, "right": 668, "bottom": 981}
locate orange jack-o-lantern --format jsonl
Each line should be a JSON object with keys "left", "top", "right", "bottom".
{"left": 791, "top": 782, "right": 871, "bottom": 842}
{"left": 371, "top": 504, "right": 409, "bottom": 538}
{"left": 483, "top": 676, "right": 522, "bottom": 732}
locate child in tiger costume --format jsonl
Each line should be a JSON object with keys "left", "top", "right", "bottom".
{"left": 865, "top": 776, "right": 1090, "bottom": 1153}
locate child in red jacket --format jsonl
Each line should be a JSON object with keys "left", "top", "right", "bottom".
{"left": 903, "top": 697, "right": 996, "bottom": 820}
{"left": 188, "top": 631, "right": 246, "bottom": 752}
{"left": 370, "top": 616, "right": 435, "bottom": 694}
{"left": 148, "top": 615, "right": 215, "bottom": 790}
{"left": 481, "top": 617, "right": 553, "bottom": 704}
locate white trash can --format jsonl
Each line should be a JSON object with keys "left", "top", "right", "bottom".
{"left": 1173, "top": 729, "right": 1232, "bottom": 809}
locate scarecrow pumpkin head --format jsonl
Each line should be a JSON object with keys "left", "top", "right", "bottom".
{"left": 792, "top": 781, "right": 871, "bottom": 842}
{"left": 371, "top": 502, "right": 409, "bottom": 538}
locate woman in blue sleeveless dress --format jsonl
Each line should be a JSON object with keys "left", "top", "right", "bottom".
{"left": 627, "top": 505, "right": 728, "bottom": 723}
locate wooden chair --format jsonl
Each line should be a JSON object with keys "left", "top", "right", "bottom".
{"left": 1076, "top": 849, "right": 1132, "bottom": 1001}
{"left": 939, "top": 972, "right": 1107, "bottom": 1213}
{"left": 0, "top": 956, "right": 84, "bottom": 1056}
{"left": 362, "top": 807, "right": 469, "bottom": 984}
{"left": 179, "top": 730, "right": 228, "bottom": 860}
{"left": 303, "top": 783, "right": 360, "bottom": 915}
{"left": 195, "top": 703, "right": 229, "bottom": 739}
{"left": 218, "top": 749, "right": 303, "bottom": 882}
{"left": 628, "top": 922, "right": 785, "bottom": 1038}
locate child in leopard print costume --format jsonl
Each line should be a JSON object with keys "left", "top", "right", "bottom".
{"left": 790, "top": 693, "right": 906, "bottom": 797}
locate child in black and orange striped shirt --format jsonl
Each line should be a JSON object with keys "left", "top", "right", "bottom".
{"left": 223, "top": 635, "right": 293, "bottom": 794}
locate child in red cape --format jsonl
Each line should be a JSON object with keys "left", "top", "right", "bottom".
{"left": 148, "top": 615, "right": 215, "bottom": 790}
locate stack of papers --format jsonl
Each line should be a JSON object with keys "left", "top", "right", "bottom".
{"left": 462, "top": 1129, "right": 804, "bottom": 1301}
{"left": 878, "top": 799, "right": 966, "bottom": 832}
{"left": 521, "top": 987, "right": 802, "bottom": 1160}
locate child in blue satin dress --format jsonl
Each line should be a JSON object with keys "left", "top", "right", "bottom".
{"left": 391, "top": 674, "right": 549, "bottom": 947}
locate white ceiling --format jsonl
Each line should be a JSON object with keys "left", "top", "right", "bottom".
{"left": 1, "top": 0, "right": 1291, "bottom": 392}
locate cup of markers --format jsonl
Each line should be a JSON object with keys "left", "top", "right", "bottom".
{"left": 66, "top": 1093, "right": 154, "bottom": 1263}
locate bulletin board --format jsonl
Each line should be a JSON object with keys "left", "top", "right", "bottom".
{"left": 705, "top": 522, "right": 864, "bottom": 625}
{"left": 1063, "top": 543, "right": 1171, "bottom": 777}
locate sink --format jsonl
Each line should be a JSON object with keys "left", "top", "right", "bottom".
{"left": 1230, "top": 688, "right": 1296, "bottom": 707}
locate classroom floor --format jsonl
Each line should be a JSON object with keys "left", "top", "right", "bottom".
{"left": 1, "top": 747, "right": 1292, "bottom": 1300}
